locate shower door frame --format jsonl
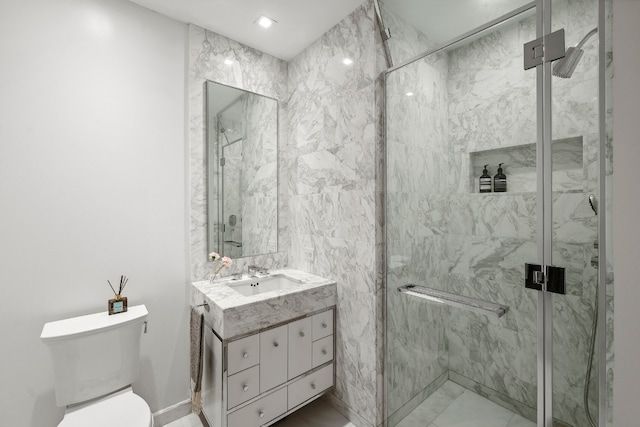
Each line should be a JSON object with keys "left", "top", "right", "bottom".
{"left": 381, "top": 0, "right": 610, "bottom": 425}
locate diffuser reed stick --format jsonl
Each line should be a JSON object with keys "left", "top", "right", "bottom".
{"left": 107, "top": 280, "right": 118, "bottom": 295}
{"left": 120, "top": 276, "right": 129, "bottom": 294}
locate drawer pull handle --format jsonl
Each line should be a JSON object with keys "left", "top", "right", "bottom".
{"left": 259, "top": 411, "right": 265, "bottom": 418}
{"left": 273, "top": 341, "right": 279, "bottom": 347}
{"left": 311, "top": 382, "right": 317, "bottom": 390}
{"left": 243, "top": 385, "right": 249, "bottom": 392}
{"left": 322, "top": 322, "right": 328, "bottom": 329}
{"left": 243, "top": 352, "right": 249, "bottom": 359}
{"left": 322, "top": 349, "right": 328, "bottom": 355}
{"left": 299, "top": 331, "right": 305, "bottom": 337}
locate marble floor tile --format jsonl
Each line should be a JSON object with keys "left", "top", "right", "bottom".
{"left": 273, "top": 398, "right": 356, "bottom": 427}
{"left": 163, "top": 398, "right": 354, "bottom": 427}
{"left": 429, "top": 390, "right": 516, "bottom": 427}
{"left": 396, "top": 381, "right": 465, "bottom": 427}
{"left": 163, "top": 413, "right": 204, "bottom": 427}
{"left": 164, "top": 386, "right": 535, "bottom": 427}
{"left": 505, "top": 413, "right": 536, "bottom": 427}
{"left": 394, "top": 381, "right": 536, "bottom": 427}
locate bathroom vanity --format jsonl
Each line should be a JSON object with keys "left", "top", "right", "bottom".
{"left": 191, "top": 269, "right": 337, "bottom": 427}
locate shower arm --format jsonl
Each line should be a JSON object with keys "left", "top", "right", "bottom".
{"left": 574, "top": 27, "right": 598, "bottom": 50}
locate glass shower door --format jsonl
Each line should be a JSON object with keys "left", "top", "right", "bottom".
{"left": 385, "top": 6, "right": 541, "bottom": 426}
{"left": 546, "top": 0, "right": 611, "bottom": 425}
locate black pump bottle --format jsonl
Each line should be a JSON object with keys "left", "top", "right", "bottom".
{"left": 494, "top": 163, "right": 507, "bottom": 192}
{"left": 479, "top": 165, "right": 492, "bottom": 193}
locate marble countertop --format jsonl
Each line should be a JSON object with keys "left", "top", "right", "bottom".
{"left": 191, "top": 269, "right": 337, "bottom": 340}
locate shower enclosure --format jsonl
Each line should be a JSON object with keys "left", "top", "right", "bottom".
{"left": 380, "top": 0, "right": 613, "bottom": 426}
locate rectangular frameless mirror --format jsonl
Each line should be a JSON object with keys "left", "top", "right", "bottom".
{"left": 206, "top": 81, "right": 278, "bottom": 259}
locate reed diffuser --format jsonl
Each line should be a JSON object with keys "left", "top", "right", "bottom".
{"left": 107, "top": 275, "right": 129, "bottom": 315}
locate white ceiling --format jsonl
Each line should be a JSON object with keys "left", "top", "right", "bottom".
{"left": 128, "top": 0, "right": 533, "bottom": 61}
{"left": 128, "top": 0, "right": 366, "bottom": 61}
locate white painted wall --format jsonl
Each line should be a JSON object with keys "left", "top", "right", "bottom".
{"left": 612, "top": 0, "right": 640, "bottom": 424}
{"left": 0, "top": 1, "right": 188, "bottom": 426}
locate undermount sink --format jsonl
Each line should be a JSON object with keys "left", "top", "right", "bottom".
{"left": 226, "top": 274, "right": 303, "bottom": 297}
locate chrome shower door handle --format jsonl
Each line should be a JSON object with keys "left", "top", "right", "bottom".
{"left": 525, "top": 263, "right": 566, "bottom": 295}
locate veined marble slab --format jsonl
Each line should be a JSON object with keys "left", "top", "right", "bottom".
{"left": 191, "top": 269, "right": 336, "bottom": 339}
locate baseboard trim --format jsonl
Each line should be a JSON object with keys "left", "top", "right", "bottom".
{"left": 153, "top": 399, "right": 192, "bottom": 427}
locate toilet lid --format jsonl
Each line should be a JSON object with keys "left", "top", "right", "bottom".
{"left": 60, "top": 389, "right": 152, "bottom": 427}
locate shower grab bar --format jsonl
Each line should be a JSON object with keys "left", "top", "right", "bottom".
{"left": 398, "top": 284, "right": 509, "bottom": 319}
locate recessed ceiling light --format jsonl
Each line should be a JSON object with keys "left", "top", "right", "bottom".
{"left": 256, "top": 15, "right": 276, "bottom": 29}
{"left": 224, "top": 58, "right": 234, "bottom": 66}
{"left": 406, "top": 92, "right": 415, "bottom": 97}
{"left": 342, "top": 58, "right": 354, "bottom": 66}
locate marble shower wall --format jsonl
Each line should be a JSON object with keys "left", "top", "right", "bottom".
{"left": 386, "top": 0, "right": 604, "bottom": 426}
{"left": 445, "top": 2, "right": 601, "bottom": 425}
{"left": 383, "top": 5, "right": 458, "bottom": 423}
{"left": 444, "top": 13, "right": 540, "bottom": 421}
{"left": 189, "top": 25, "right": 289, "bottom": 280}
{"left": 287, "top": 1, "right": 386, "bottom": 426}
{"left": 385, "top": 45, "right": 452, "bottom": 426}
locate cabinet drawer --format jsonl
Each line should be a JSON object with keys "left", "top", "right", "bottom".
{"left": 227, "top": 334, "right": 260, "bottom": 376}
{"left": 312, "top": 335, "right": 333, "bottom": 368}
{"left": 312, "top": 309, "right": 333, "bottom": 340}
{"left": 227, "top": 365, "right": 260, "bottom": 409}
{"left": 287, "top": 364, "right": 334, "bottom": 410}
{"left": 288, "top": 317, "right": 312, "bottom": 380}
{"left": 260, "top": 324, "right": 288, "bottom": 393}
{"left": 227, "top": 387, "right": 287, "bottom": 427}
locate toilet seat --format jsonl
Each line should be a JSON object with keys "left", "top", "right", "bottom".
{"left": 59, "top": 387, "right": 153, "bottom": 427}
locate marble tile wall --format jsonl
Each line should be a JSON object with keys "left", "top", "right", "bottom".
{"left": 286, "top": 1, "right": 385, "bottom": 426}
{"left": 188, "top": 25, "right": 289, "bottom": 280}
{"left": 385, "top": 0, "right": 609, "bottom": 426}
{"left": 385, "top": 51, "right": 452, "bottom": 423}
{"left": 443, "top": 16, "right": 540, "bottom": 419}
{"left": 447, "top": 5, "right": 601, "bottom": 425}
{"left": 382, "top": 5, "right": 455, "bottom": 422}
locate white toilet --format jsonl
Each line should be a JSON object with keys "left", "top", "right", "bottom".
{"left": 41, "top": 305, "right": 153, "bottom": 427}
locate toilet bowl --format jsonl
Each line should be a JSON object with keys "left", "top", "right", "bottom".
{"left": 41, "top": 305, "right": 153, "bottom": 427}
{"left": 59, "top": 387, "right": 153, "bottom": 427}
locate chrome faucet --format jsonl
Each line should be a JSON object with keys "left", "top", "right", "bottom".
{"left": 248, "top": 265, "right": 269, "bottom": 277}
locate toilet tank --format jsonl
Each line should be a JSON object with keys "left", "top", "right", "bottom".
{"left": 41, "top": 305, "right": 148, "bottom": 407}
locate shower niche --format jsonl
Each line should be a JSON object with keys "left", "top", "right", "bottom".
{"left": 469, "top": 136, "right": 584, "bottom": 194}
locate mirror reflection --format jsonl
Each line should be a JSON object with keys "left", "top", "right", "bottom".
{"left": 206, "top": 81, "right": 278, "bottom": 259}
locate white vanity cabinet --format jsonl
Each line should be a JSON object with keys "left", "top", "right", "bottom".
{"left": 202, "top": 308, "right": 335, "bottom": 427}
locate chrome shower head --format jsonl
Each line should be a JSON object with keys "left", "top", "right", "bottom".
{"left": 553, "top": 46, "right": 585, "bottom": 78}
{"left": 553, "top": 27, "right": 597, "bottom": 79}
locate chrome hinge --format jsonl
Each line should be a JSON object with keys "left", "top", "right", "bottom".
{"left": 523, "top": 29, "right": 566, "bottom": 70}
{"left": 219, "top": 157, "right": 226, "bottom": 166}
